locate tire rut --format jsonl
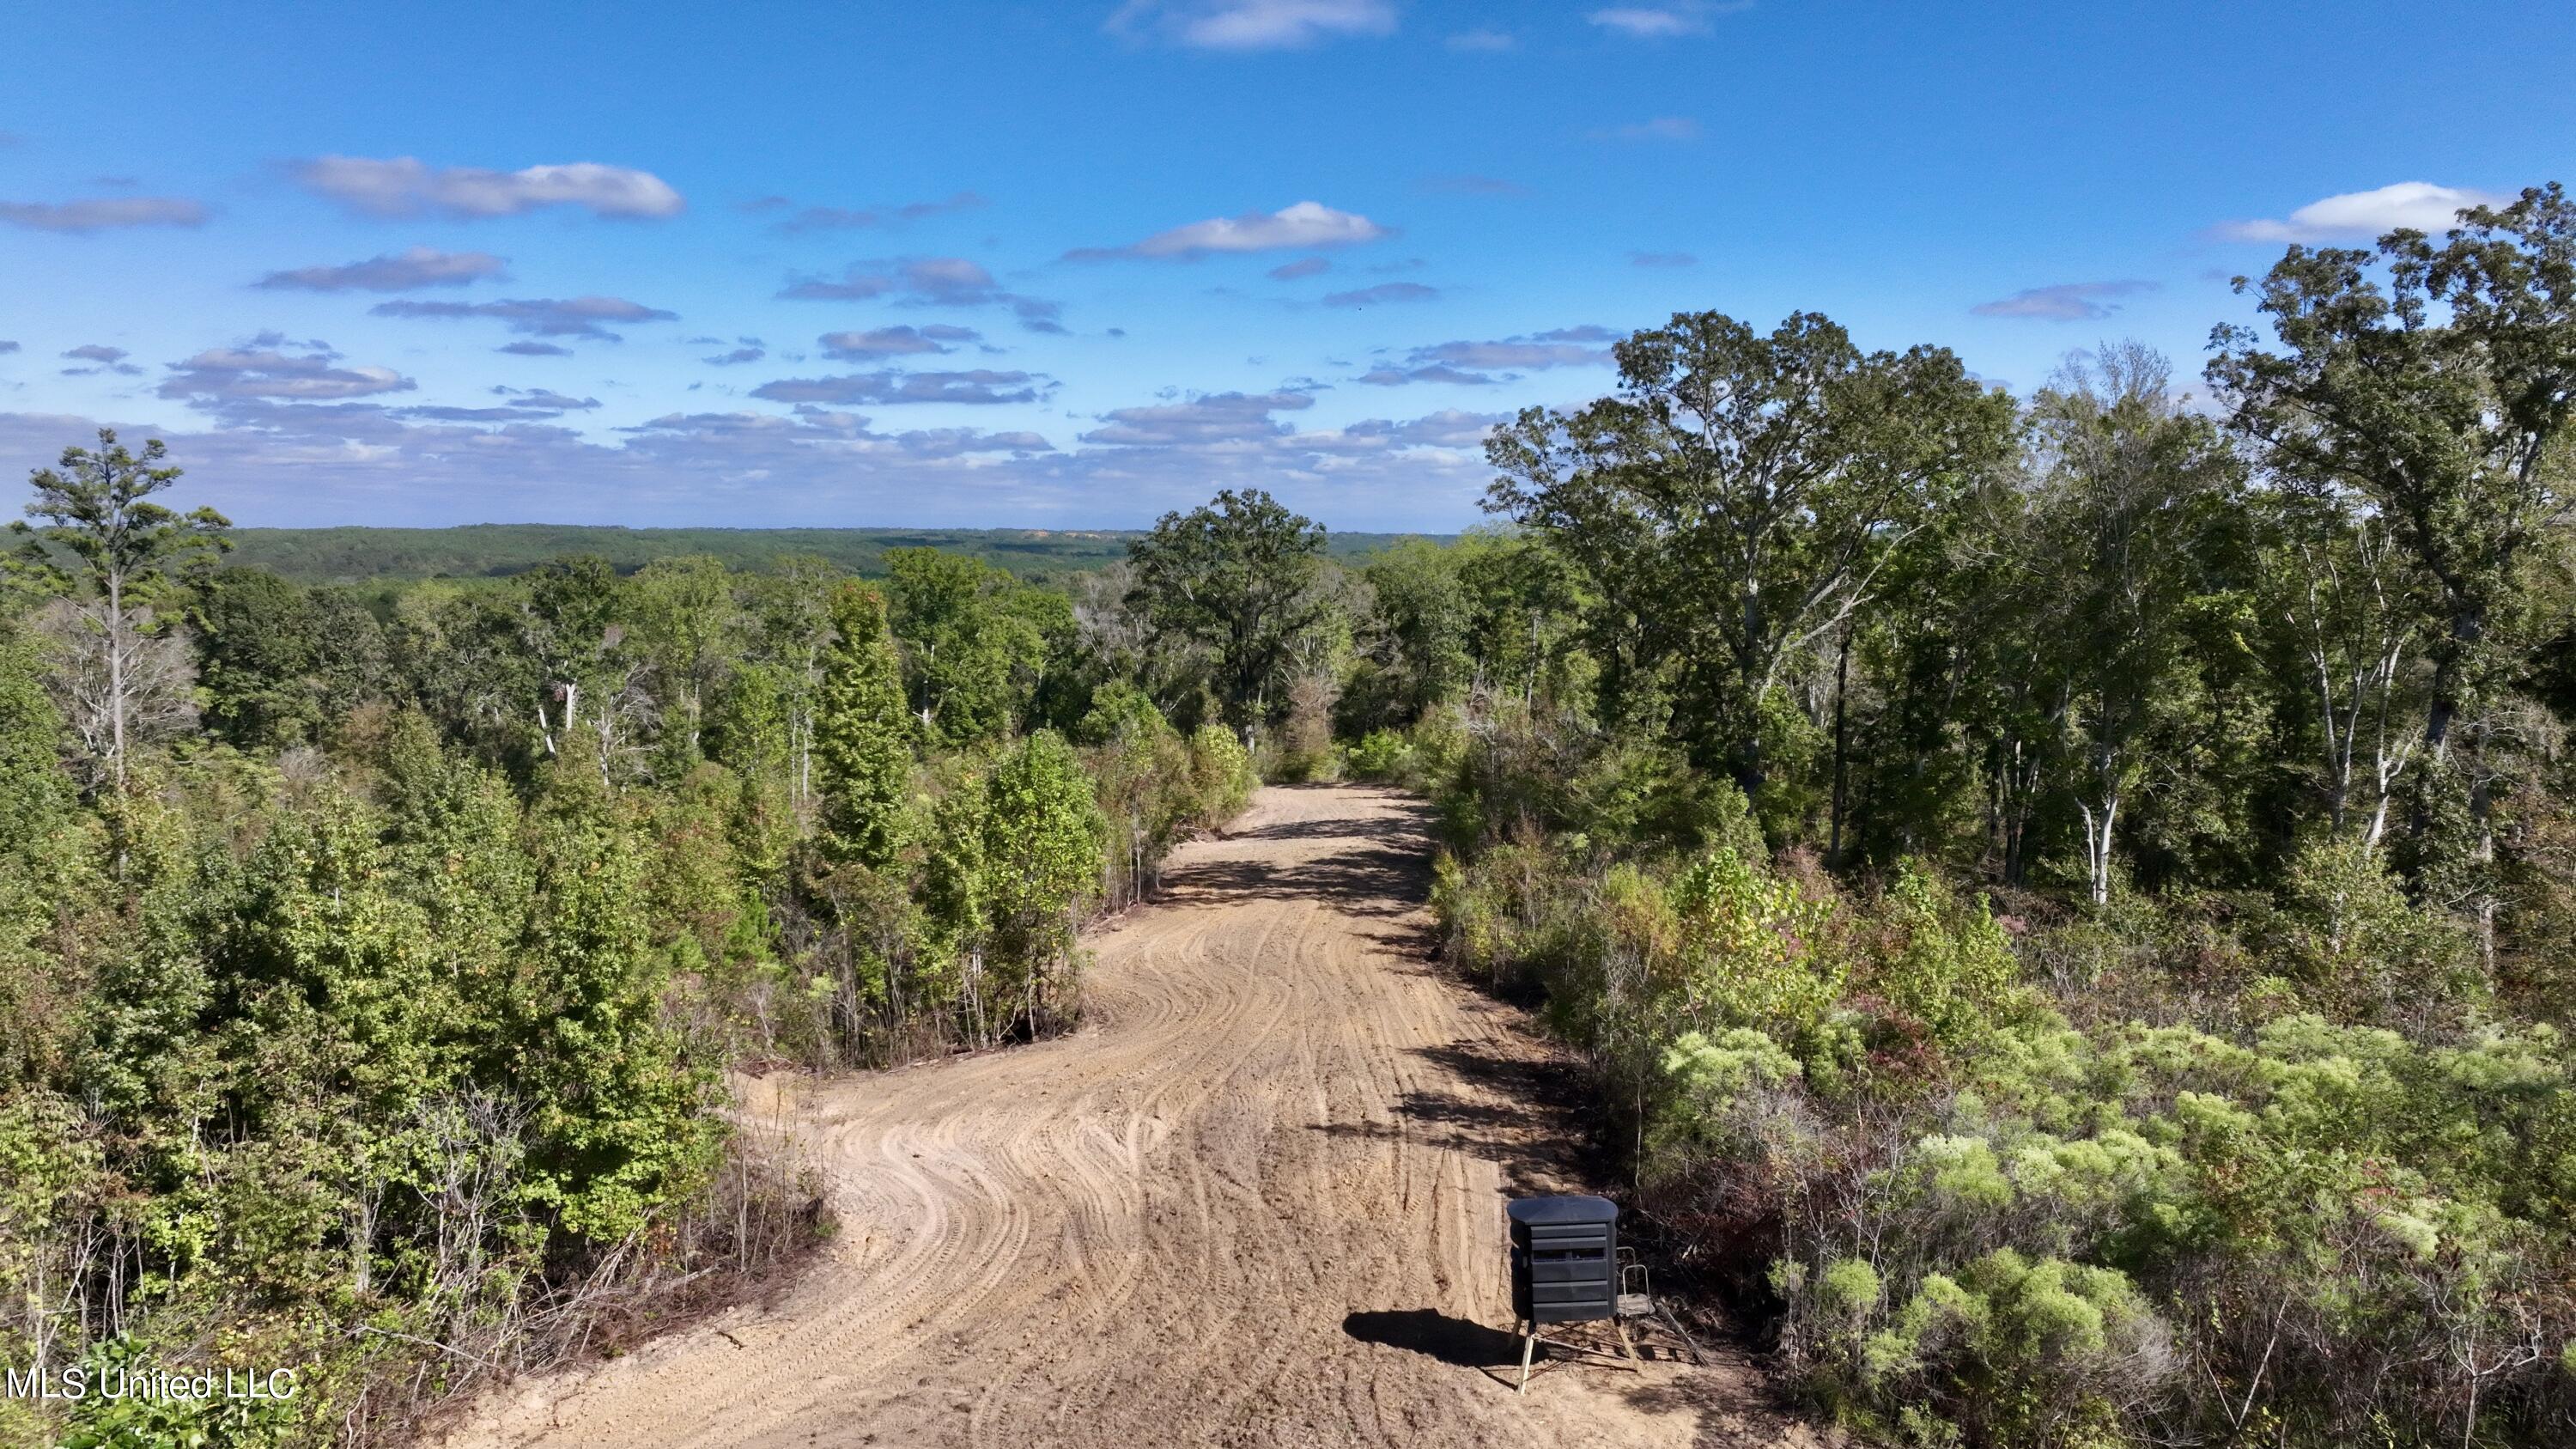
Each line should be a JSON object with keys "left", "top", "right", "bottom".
{"left": 439, "top": 786, "right": 1812, "bottom": 1449}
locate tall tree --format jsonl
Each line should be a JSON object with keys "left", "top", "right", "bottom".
{"left": 13, "top": 431, "right": 229, "bottom": 786}
{"left": 1354, "top": 539, "right": 1472, "bottom": 723}
{"left": 814, "top": 581, "right": 912, "bottom": 868}
{"left": 2024, "top": 344, "right": 2245, "bottom": 905}
{"left": 885, "top": 548, "right": 1049, "bottom": 742}
{"left": 191, "top": 567, "right": 322, "bottom": 748}
{"left": 2255, "top": 492, "right": 2426, "bottom": 848}
{"left": 0, "top": 621, "right": 70, "bottom": 858}
{"left": 518, "top": 555, "right": 650, "bottom": 774}
{"left": 1485, "top": 312, "right": 2014, "bottom": 795}
{"left": 743, "top": 555, "right": 839, "bottom": 809}
{"left": 2210, "top": 184, "right": 2576, "bottom": 849}
{"left": 628, "top": 554, "right": 736, "bottom": 763}
{"left": 1125, "top": 488, "right": 1328, "bottom": 730}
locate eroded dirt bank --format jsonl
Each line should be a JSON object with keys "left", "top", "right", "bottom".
{"left": 440, "top": 785, "right": 1814, "bottom": 1449}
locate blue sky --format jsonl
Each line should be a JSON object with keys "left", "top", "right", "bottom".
{"left": 3, "top": 0, "right": 2569, "bottom": 532}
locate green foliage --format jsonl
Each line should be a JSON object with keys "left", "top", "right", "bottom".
{"left": 1872, "top": 863, "right": 2026, "bottom": 1049}
{"left": 1126, "top": 487, "right": 1328, "bottom": 727}
{"left": 1485, "top": 310, "right": 2014, "bottom": 791}
{"left": 2269, "top": 835, "right": 2477, "bottom": 1022}
{"left": 1345, "top": 727, "right": 1413, "bottom": 781}
{"left": 0, "top": 619, "right": 70, "bottom": 847}
{"left": 1186, "top": 723, "right": 1257, "bottom": 822}
{"left": 1668, "top": 845, "right": 1845, "bottom": 1038}
{"left": 885, "top": 546, "right": 1059, "bottom": 743}
{"left": 216, "top": 522, "right": 1425, "bottom": 586}
{"left": 516, "top": 745, "right": 720, "bottom": 1242}
{"left": 13, "top": 429, "right": 231, "bottom": 605}
{"left": 815, "top": 581, "right": 912, "bottom": 868}
{"left": 926, "top": 732, "right": 1106, "bottom": 1044}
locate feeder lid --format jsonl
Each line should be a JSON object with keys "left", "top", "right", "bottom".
{"left": 1507, "top": 1194, "right": 1619, "bottom": 1227}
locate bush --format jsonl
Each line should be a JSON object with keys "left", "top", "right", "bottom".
{"left": 1346, "top": 728, "right": 1413, "bottom": 781}
{"left": 1431, "top": 789, "right": 2576, "bottom": 1445}
{"left": 1187, "top": 723, "right": 1257, "bottom": 822}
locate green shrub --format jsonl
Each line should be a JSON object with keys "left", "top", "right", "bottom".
{"left": 1346, "top": 728, "right": 1413, "bottom": 781}
{"left": 1186, "top": 723, "right": 1257, "bottom": 823}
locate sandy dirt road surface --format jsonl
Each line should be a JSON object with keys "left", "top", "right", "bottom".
{"left": 441, "top": 785, "right": 1814, "bottom": 1449}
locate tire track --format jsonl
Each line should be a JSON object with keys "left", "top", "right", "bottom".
{"left": 440, "top": 786, "right": 1804, "bottom": 1449}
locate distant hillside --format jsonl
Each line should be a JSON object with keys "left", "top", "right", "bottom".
{"left": 223, "top": 524, "right": 1443, "bottom": 585}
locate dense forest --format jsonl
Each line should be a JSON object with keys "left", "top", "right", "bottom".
{"left": 216, "top": 524, "right": 1427, "bottom": 587}
{"left": 3, "top": 182, "right": 2573, "bottom": 1446}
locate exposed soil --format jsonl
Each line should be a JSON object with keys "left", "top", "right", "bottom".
{"left": 439, "top": 785, "right": 1821, "bottom": 1449}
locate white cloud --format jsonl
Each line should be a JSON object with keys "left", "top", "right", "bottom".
{"left": 750, "top": 369, "right": 1049, "bottom": 405}
{"left": 1587, "top": 2, "right": 1747, "bottom": 38}
{"left": 1595, "top": 117, "right": 1701, "bottom": 143}
{"left": 777, "top": 258, "right": 1065, "bottom": 332}
{"left": 1971, "top": 279, "right": 2160, "bottom": 321}
{"left": 2213, "top": 181, "right": 2506, "bottom": 243}
{"left": 0, "top": 385, "right": 1499, "bottom": 528}
{"left": 1338, "top": 409, "right": 1507, "bottom": 447}
{"left": 256, "top": 247, "right": 509, "bottom": 292}
{"left": 1082, "top": 390, "right": 1316, "bottom": 447}
{"left": 1321, "top": 282, "right": 1439, "bottom": 307}
{"left": 159, "top": 343, "right": 415, "bottom": 405}
{"left": 59, "top": 344, "right": 143, "bottom": 377}
{"left": 1359, "top": 331, "right": 1617, "bottom": 386}
{"left": 0, "top": 196, "right": 208, "bottom": 232}
{"left": 817, "top": 325, "right": 982, "bottom": 360}
{"left": 287, "top": 155, "right": 685, "bottom": 220}
{"left": 370, "top": 295, "right": 677, "bottom": 340}
{"left": 1109, "top": 0, "right": 1396, "bottom": 51}
{"left": 1589, "top": 8, "right": 1703, "bottom": 37}
{"left": 774, "top": 191, "right": 986, "bottom": 234}
{"left": 1069, "top": 201, "right": 1388, "bottom": 259}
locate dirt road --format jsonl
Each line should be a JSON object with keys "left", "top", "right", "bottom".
{"left": 443, "top": 786, "right": 1810, "bottom": 1449}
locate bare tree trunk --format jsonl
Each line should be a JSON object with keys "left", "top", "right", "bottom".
{"left": 2076, "top": 792, "right": 2119, "bottom": 907}
{"left": 106, "top": 569, "right": 125, "bottom": 788}
{"left": 1826, "top": 623, "right": 1853, "bottom": 869}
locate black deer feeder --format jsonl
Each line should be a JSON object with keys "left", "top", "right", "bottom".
{"left": 1505, "top": 1194, "right": 1702, "bottom": 1392}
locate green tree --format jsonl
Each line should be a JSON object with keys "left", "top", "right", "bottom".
{"left": 191, "top": 566, "right": 322, "bottom": 748}
{"left": 2210, "top": 184, "right": 2576, "bottom": 851}
{"left": 1125, "top": 488, "right": 1329, "bottom": 729}
{"left": 1352, "top": 539, "right": 1472, "bottom": 726}
{"left": 1455, "top": 530, "right": 1584, "bottom": 709}
{"left": 2252, "top": 490, "right": 2426, "bottom": 848}
{"left": 0, "top": 621, "right": 71, "bottom": 855}
{"left": 926, "top": 731, "right": 1105, "bottom": 1044}
{"left": 0, "top": 623, "right": 79, "bottom": 1083}
{"left": 885, "top": 548, "right": 1050, "bottom": 742}
{"left": 628, "top": 554, "right": 736, "bottom": 764}
{"left": 2024, "top": 344, "right": 2245, "bottom": 904}
{"left": 1486, "top": 312, "right": 2014, "bottom": 797}
{"left": 814, "top": 581, "right": 912, "bottom": 868}
{"left": 13, "top": 430, "right": 230, "bottom": 786}
{"left": 742, "top": 555, "right": 839, "bottom": 810}
{"left": 514, "top": 736, "right": 718, "bottom": 1243}
{"left": 517, "top": 554, "right": 626, "bottom": 762}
